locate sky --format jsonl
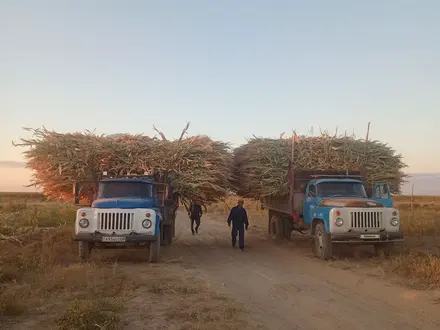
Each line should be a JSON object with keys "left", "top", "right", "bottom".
{"left": 1, "top": 0, "right": 440, "bottom": 191}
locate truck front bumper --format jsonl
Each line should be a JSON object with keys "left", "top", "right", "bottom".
{"left": 331, "top": 231, "right": 404, "bottom": 244}
{"left": 73, "top": 233, "right": 157, "bottom": 243}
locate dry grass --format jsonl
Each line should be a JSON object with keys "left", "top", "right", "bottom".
{"left": 0, "top": 191, "right": 46, "bottom": 203}
{"left": 0, "top": 217, "right": 130, "bottom": 328}
{"left": 0, "top": 195, "right": 246, "bottom": 329}
{"left": 206, "top": 195, "right": 440, "bottom": 289}
{"left": 56, "top": 298, "right": 122, "bottom": 330}
{"left": 126, "top": 272, "right": 247, "bottom": 330}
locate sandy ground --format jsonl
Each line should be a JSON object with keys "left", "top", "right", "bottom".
{"left": 157, "top": 211, "right": 440, "bottom": 330}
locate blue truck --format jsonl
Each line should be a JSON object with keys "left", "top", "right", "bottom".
{"left": 72, "top": 173, "right": 179, "bottom": 262}
{"left": 261, "top": 170, "right": 404, "bottom": 259}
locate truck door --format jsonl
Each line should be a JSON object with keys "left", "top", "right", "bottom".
{"left": 303, "top": 183, "right": 317, "bottom": 225}
{"left": 371, "top": 183, "right": 393, "bottom": 207}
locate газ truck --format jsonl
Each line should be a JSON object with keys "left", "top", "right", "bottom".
{"left": 72, "top": 172, "right": 179, "bottom": 263}
{"left": 261, "top": 170, "right": 404, "bottom": 259}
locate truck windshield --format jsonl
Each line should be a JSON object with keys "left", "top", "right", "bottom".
{"left": 97, "top": 181, "right": 153, "bottom": 199}
{"left": 317, "top": 182, "right": 367, "bottom": 198}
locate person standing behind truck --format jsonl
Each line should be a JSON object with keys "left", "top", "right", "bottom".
{"left": 227, "top": 199, "right": 249, "bottom": 251}
{"left": 188, "top": 200, "right": 203, "bottom": 234}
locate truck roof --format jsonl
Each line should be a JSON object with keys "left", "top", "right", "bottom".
{"left": 100, "top": 178, "right": 154, "bottom": 183}
{"left": 313, "top": 178, "right": 363, "bottom": 184}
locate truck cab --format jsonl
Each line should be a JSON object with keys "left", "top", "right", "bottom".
{"left": 304, "top": 177, "right": 403, "bottom": 259}
{"left": 73, "top": 173, "right": 178, "bottom": 263}
{"left": 261, "top": 172, "right": 404, "bottom": 260}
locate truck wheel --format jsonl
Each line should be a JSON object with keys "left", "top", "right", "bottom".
{"left": 374, "top": 243, "right": 394, "bottom": 257}
{"left": 79, "top": 241, "right": 92, "bottom": 261}
{"left": 277, "top": 217, "right": 285, "bottom": 240}
{"left": 314, "top": 222, "right": 332, "bottom": 260}
{"left": 283, "top": 218, "right": 292, "bottom": 240}
{"left": 161, "top": 225, "right": 173, "bottom": 246}
{"left": 268, "top": 210, "right": 273, "bottom": 234}
{"left": 270, "top": 215, "right": 284, "bottom": 240}
{"left": 149, "top": 228, "right": 161, "bottom": 263}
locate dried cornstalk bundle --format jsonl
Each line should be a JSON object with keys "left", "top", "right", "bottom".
{"left": 14, "top": 126, "right": 233, "bottom": 207}
{"left": 232, "top": 134, "right": 407, "bottom": 198}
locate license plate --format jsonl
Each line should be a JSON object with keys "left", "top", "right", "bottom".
{"left": 360, "top": 234, "right": 380, "bottom": 239}
{"left": 101, "top": 236, "right": 126, "bottom": 243}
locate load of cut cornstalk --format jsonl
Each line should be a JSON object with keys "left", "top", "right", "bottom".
{"left": 232, "top": 133, "right": 407, "bottom": 198}
{"left": 14, "top": 125, "right": 233, "bottom": 208}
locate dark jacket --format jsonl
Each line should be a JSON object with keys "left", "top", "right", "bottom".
{"left": 189, "top": 203, "right": 203, "bottom": 219}
{"left": 227, "top": 206, "right": 249, "bottom": 227}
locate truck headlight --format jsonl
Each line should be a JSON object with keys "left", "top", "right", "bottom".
{"left": 390, "top": 217, "right": 399, "bottom": 226}
{"left": 79, "top": 218, "right": 89, "bottom": 228}
{"left": 335, "top": 217, "right": 344, "bottom": 227}
{"left": 142, "top": 219, "right": 152, "bottom": 229}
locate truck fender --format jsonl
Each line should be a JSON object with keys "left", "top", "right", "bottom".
{"left": 311, "top": 218, "right": 329, "bottom": 235}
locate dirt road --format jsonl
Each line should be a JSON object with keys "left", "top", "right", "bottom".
{"left": 160, "top": 211, "right": 440, "bottom": 330}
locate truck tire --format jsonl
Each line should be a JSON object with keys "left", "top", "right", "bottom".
{"left": 149, "top": 228, "right": 161, "bottom": 263}
{"left": 314, "top": 222, "right": 332, "bottom": 260}
{"left": 268, "top": 210, "right": 273, "bottom": 234}
{"left": 277, "top": 217, "right": 285, "bottom": 240}
{"left": 79, "top": 241, "right": 92, "bottom": 261}
{"left": 270, "top": 214, "right": 284, "bottom": 240}
{"left": 161, "top": 225, "right": 173, "bottom": 246}
{"left": 283, "top": 218, "right": 292, "bottom": 240}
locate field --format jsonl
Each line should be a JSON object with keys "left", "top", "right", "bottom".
{"left": 0, "top": 192, "right": 248, "bottom": 330}
{"left": 1, "top": 192, "right": 440, "bottom": 329}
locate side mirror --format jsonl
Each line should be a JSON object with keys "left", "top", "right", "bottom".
{"left": 73, "top": 182, "right": 92, "bottom": 207}
{"left": 373, "top": 183, "right": 390, "bottom": 199}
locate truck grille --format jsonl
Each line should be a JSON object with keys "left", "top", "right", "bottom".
{"left": 350, "top": 211, "right": 383, "bottom": 229}
{"left": 98, "top": 212, "right": 134, "bottom": 231}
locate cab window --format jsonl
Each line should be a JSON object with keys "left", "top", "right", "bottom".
{"left": 308, "top": 184, "right": 317, "bottom": 197}
{"left": 98, "top": 181, "right": 153, "bottom": 198}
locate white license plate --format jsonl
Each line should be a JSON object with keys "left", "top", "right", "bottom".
{"left": 360, "top": 234, "right": 380, "bottom": 239}
{"left": 101, "top": 236, "right": 127, "bottom": 243}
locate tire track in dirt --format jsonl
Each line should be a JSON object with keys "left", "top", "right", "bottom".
{"left": 162, "top": 212, "right": 440, "bottom": 330}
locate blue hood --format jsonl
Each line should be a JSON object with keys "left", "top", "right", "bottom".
{"left": 319, "top": 197, "right": 384, "bottom": 208}
{"left": 92, "top": 197, "right": 156, "bottom": 209}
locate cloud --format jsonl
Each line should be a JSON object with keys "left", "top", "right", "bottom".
{"left": 0, "top": 161, "right": 26, "bottom": 168}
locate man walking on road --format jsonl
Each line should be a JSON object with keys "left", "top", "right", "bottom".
{"left": 188, "top": 200, "right": 203, "bottom": 235}
{"left": 227, "top": 199, "right": 249, "bottom": 251}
